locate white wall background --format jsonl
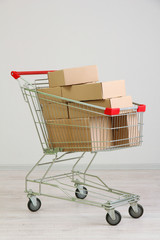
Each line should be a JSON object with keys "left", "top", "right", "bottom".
{"left": 0, "top": 0, "right": 160, "bottom": 168}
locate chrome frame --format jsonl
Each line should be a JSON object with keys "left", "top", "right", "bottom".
{"left": 17, "top": 76, "right": 144, "bottom": 221}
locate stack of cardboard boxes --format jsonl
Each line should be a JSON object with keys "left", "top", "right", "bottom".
{"left": 38, "top": 65, "right": 139, "bottom": 152}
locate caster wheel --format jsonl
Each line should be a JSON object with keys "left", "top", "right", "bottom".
{"left": 75, "top": 186, "right": 88, "bottom": 199}
{"left": 106, "top": 210, "right": 121, "bottom": 226}
{"left": 27, "top": 198, "right": 41, "bottom": 212}
{"left": 128, "top": 204, "right": 144, "bottom": 218}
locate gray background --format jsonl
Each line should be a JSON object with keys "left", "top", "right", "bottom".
{"left": 0, "top": 0, "right": 159, "bottom": 168}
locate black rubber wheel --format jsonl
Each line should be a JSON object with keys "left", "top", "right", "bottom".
{"left": 75, "top": 186, "right": 88, "bottom": 199}
{"left": 106, "top": 210, "right": 121, "bottom": 226}
{"left": 128, "top": 204, "right": 144, "bottom": 218}
{"left": 27, "top": 198, "right": 41, "bottom": 212}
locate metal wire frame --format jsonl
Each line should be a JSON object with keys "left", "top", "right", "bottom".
{"left": 25, "top": 152, "right": 140, "bottom": 210}
{"left": 16, "top": 76, "right": 144, "bottom": 220}
{"left": 20, "top": 83, "right": 143, "bottom": 153}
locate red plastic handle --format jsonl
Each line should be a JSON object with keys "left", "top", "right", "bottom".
{"left": 104, "top": 108, "right": 120, "bottom": 116}
{"left": 104, "top": 104, "right": 146, "bottom": 115}
{"left": 11, "top": 70, "right": 56, "bottom": 79}
{"left": 137, "top": 104, "right": 146, "bottom": 112}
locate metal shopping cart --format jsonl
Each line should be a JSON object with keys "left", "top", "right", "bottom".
{"left": 11, "top": 70, "right": 146, "bottom": 225}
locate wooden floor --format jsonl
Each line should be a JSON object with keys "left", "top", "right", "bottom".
{"left": 0, "top": 169, "right": 160, "bottom": 240}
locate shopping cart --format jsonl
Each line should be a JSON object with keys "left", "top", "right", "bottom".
{"left": 11, "top": 70, "right": 146, "bottom": 225}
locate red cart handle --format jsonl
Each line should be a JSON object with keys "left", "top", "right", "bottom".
{"left": 11, "top": 70, "right": 56, "bottom": 79}
{"left": 104, "top": 104, "right": 146, "bottom": 115}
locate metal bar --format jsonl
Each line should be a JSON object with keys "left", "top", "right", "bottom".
{"left": 38, "top": 154, "right": 57, "bottom": 194}
{"left": 24, "top": 91, "right": 45, "bottom": 151}
{"left": 76, "top": 171, "right": 111, "bottom": 189}
{"left": 25, "top": 190, "right": 102, "bottom": 208}
{"left": 35, "top": 90, "right": 50, "bottom": 149}
{"left": 77, "top": 173, "right": 111, "bottom": 189}
{"left": 38, "top": 157, "right": 81, "bottom": 166}
{"left": 28, "top": 90, "right": 48, "bottom": 149}
{"left": 25, "top": 154, "right": 46, "bottom": 192}
{"left": 83, "top": 152, "right": 97, "bottom": 183}
{"left": 53, "top": 177, "right": 120, "bottom": 201}
{"left": 31, "top": 89, "right": 138, "bottom": 113}
{"left": 32, "top": 172, "right": 73, "bottom": 182}
{"left": 71, "top": 152, "right": 85, "bottom": 173}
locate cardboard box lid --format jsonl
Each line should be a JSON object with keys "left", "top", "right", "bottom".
{"left": 48, "top": 65, "right": 98, "bottom": 87}
{"left": 109, "top": 96, "right": 132, "bottom": 108}
{"left": 81, "top": 96, "right": 132, "bottom": 108}
{"left": 62, "top": 80, "right": 126, "bottom": 101}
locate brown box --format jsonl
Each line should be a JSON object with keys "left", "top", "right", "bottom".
{"left": 37, "top": 88, "right": 69, "bottom": 119}
{"left": 68, "top": 96, "right": 132, "bottom": 119}
{"left": 112, "top": 112, "right": 140, "bottom": 147}
{"left": 40, "top": 102, "right": 68, "bottom": 120}
{"left": 48, "top": 65, "right": 98, "bottom": 87}
{"left": 37, "top": 87, "right": 62, "bottom": 102}
{"left": 126, "top": 113, "right": 140, "bottom": 146}
{"left": 46, "top": 117, "right": 112, "bottom": 152}
{"left": 62, "top": 80, "right": 126, "bottom": 101}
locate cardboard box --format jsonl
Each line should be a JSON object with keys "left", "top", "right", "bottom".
{"left": 46, "top": 117, "right": 112, "bottom": 152}
{"left": 126, "top": 112, "right": 140, "bottom": 146}
{"left": 37, "top": 88, "right": 69, "bottom": 119}
{"left": 62, "top": 80, "right": 126, "bottom": 101}
{"left": 48, "top": 65, "right": 98, "bottom": 87}
{"left": 112, "top": 111, "right": 140, "bottom": 147}
{"left": 68, "top": 96, "right": 132, "bottom": 119}
{"left": 37, "top": 87, "right": 62, "bottom": 103}
{"left": 112, "top": 115, "right": 129, "bottom": 147}
{"left": 41, "top": 102, "right": 68, "bottom": 120}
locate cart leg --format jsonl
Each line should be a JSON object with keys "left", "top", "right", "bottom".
{"left": 107, "top": 209, "right": 116, "bottom": 220}
{"left": 128, "top": 202, "right": 144, "bottom": 218}
{"left": 28, "top": 193, "right": 37, "bottom": 207}
{"left": 39, "top": 154, "right": 57, "bottom": 194}
{"left": 71, "top": 152, "right": 97, "bottom": 184}
{"left": 25, "top": 154, "right": 46, "bottom": 192}
{"left": 105, "top": 209, "right": 122, "bottom": 225}
{"left": 27, "top": 189, "right": 42, "bottom": 212}
{"left": 72, "top": 152, "right": 85, "bottom": 173}
{"left": 75, "top": 184, "right": 88, "bottom": 199}
{"left": 130, "top": 202, "right": 138, "bottom": 213}
{"left": 77, "top": 184, "right": 85, "bottom": 195}
{"left": 83, "top": 152, "right": 97, "bottom": 183}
